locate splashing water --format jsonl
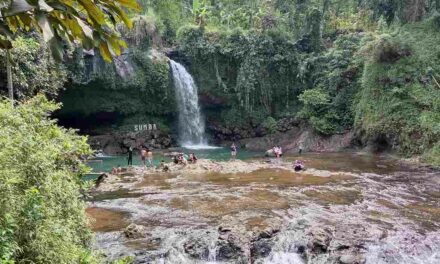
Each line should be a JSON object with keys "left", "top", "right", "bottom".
{"left": 170, "top": 60, "right": 213, "bottom": 148}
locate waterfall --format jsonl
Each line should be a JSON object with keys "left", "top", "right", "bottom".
{"left": 170, "top": 60, "right": 211, "bottom": 148}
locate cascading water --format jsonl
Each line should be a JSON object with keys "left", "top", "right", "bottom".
{"left": 170, "top": 60, "right": 212, "bottom": 149}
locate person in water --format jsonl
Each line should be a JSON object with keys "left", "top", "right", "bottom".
{"left": 127, "top": 147, "right": 133, "bottom": 166}
{"left": 294, "top": 160, "right": 305, "bottom": 172}
{"left": 273, "top": 146, "right": 283, "bottom": 158}
{"left": 230, "top": 142, "right": 237, "bottom": 161}
{"left": 140, "top": 147, "right": 147, "bottom": 167}
{"left": 178, "top": 153, "right": 187, "bottom": 165}
{"left": 146, "top": 148, "right": 153, "bottom": 168}
{"left": 189, "top": 153, "right": 198, "bottom": 164}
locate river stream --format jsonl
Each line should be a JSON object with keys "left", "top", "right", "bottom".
{"left": 86, "top": 152, "right": 439, "bottom": 264}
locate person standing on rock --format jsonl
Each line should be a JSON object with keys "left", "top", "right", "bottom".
{"left": 230, "top": 142, "right": 237, "bottom": 161}
{"left": 140, "top": 147, "right": 147, "bottom": 167}
{"left": 127, "top": 147, "right": 133, "bottom": 166}
{"left": 146, "top": 148, "right": 154, "bottom": 168}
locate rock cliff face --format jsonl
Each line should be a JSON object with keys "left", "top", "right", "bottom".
{"left": 88, "top": 130, "right": 173, "bottom": 155}
{"left": 239, "top": 128, "right": 354, "bottom": 153}
{"left": 210, "top": 117, "right": 354, "bottom": 153}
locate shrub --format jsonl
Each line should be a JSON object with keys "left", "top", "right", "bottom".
{"left": 0, "top": 96, "right": 96, "bottom": 263}
{"left": 263, "top": 117, "right": 278, "bottom": 134}
{"left": 371, "top": 34, "right": 410, "bottom": 63}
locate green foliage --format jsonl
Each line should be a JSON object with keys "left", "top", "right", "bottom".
{"left": 263, "top": 117, "right": 278, "bottom": 134}
{"left": 0, "top": 36, "right": 67, "bottom": 100}
{"left": 355, "top": 20, "right": 440, "bottom": 157}
{"left": 0, "top": 0, "right": 140, "bottom": 62}
{"left": 178, "top": 25, "right": 300, "bottom": 117}
{"left": 422, "top": 142, "right": 440, "bottom": 166}
{"left": 0, "top": 95, "right": 95, "bottom": 263}
{"left": 298, "top": 88, "right": 340, "bottom": 135}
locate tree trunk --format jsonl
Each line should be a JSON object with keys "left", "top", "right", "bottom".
{"left": 6, "top": 49, "right": 13, "bottom": 106}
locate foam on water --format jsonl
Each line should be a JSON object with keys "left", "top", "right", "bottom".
{"left": 182, "top": 143, "right": 222, "bottom": 150}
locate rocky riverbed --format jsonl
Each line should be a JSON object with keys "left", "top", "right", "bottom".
{"left": 87, "top": 153, "right": 440, "bottom": 264}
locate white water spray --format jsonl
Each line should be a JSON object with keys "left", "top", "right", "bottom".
{"left": 170, "top": 60, "right": 215, "bottom": 149}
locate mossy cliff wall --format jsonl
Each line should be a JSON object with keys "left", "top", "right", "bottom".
{"left": 56, "top": 49, "right": 175, "bottom": 136}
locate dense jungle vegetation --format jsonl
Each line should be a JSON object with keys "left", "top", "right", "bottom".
{"left": 0, "top": 1, "right": 439, "bottom": 261}
{"left": 51, "top": 0, "right": 440, "bottom": 164}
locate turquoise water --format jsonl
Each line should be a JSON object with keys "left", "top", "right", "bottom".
{"left": 86, "top": 147, "right": 261, "bottom": 174}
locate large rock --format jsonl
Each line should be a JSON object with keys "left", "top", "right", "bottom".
{"left": 339, "top": 254, "right": 366, "bottom": 264}
{"left": 183, "top": 240, "right": 209, "bottom": 260}
{"left": 123, "top": 224, "right": 149, "bottom": 239}
{"left": 251, "top": 239, "right": 273, "bottom": 259}
{"left": 307, "top": 227, "right": 333, "bottom": 254}
{"left": 216, "top": 236, "right": 244, "bottom": 261}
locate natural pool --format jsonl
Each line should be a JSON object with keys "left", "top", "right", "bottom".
{"left": 86, "top": 147, "right": 262, "bottom": 174}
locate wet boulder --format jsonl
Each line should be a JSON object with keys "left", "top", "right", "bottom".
{"left": 123, "top": 224, "right": 149, "bottom": 239}
{"left": 307, "top": 227, "right": 333, "bottom": 253}
{"left": 216, "top": 229, "right": 246, "bottom": 261}
{"left": 338, "top": 254, "right": 366, "bottom": 264}
{"left": 183, "top": 240, "right": 209, "bottom": 260}
{"left": 251, "top": 239, "right": 273, "bottom": 259}
{"left": 216, "top": 238, "right": 243, "bottom": 261}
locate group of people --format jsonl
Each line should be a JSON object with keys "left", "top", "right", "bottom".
{"left": 126, "top": 146, "right": 154, "bottom": 168}
{"left": 172, "top": 152, "right": 198, "bottom": 165}
{"left": 117, "top": 142, "right": 305, "bottom": 173}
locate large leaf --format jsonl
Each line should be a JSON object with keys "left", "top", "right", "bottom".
{"left": 116, "top": 0, "right": 140, "bottom": 10}
{"left": 0, "top": 0, "right": 139, "bottom": 63}
{"left": 38, "top": 0, "right": 53, "bottom": 12}
{"left": 78, "top": 0, "right": 106, "bottom": 25}
{"left": 76, "top": 18, "right": 93, "bottom": 39}
{"left": 36, "top": 13, "right": 54, "bottom": 41}
{"left": 99, "top": 42, "right": 112, "bottom": 62}
{"left": 4, "top": 0, "right": 34, "bottom": 17}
